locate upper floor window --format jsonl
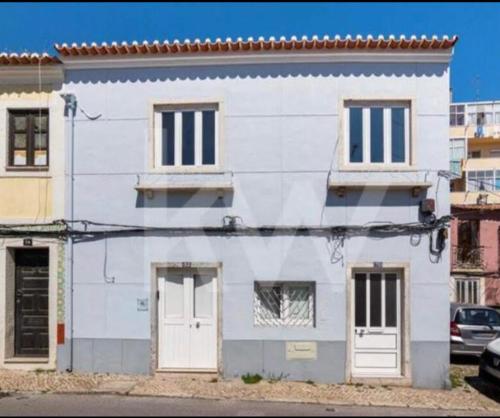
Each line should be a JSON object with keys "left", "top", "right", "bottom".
{"left": 8, "top": 109, "right": 49, "bottom": 168}
{"left": 468, "top": 111, "right": 491, "bottom": 126}
{"left": 449, "top": 138, "right": 465, "bottom": 161}
{"left": 154, "top": 104, "right": 219, "bottom": 169}
{"left": 450, "top": 105, "right": 465, "bottom": 126}
{"left": 467, "top": 170, "right": 500, "bottom": 192}
{"left": 345, "top": 101, "right": 410, "bottom": 165}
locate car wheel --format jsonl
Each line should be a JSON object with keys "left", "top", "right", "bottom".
{"left": 479, "top": 368, "right": 493, "bottom": 384}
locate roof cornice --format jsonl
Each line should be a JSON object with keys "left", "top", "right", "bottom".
{"left": 60, "top": 49, "right": 454, "bottom": 70}
{"left": 0, "top": 66, "right": 64, "bottom": 85}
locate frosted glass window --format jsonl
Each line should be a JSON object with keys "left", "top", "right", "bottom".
{"left": 34, "top": 150, "right": 48, "bottom": 166}
{"left": 194, "top": 275, "right": 213, "bottom": 319}
{"left": 14, "top": 116, "right": 27, "bottom": 130}
{"left": 34, "top": 115, "right": 48, "bottom": 131}
{"left": 14, "top": 133, "right": 27, "bottom": 148}
{"left": 164, "top": 276, "right": 184, "bottom": 318}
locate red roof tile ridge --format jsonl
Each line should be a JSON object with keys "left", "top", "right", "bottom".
{"left": 54, "top": 34, "right": 459, "bottom": 57}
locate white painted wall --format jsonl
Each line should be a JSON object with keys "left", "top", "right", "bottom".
{"left": 63, "top": 61, "right": 450, "bottom": 347}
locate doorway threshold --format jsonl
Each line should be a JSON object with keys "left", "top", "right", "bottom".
{"left": 156, "top": 368, "right": 217, "bottom": 374}
{"left": 350, "top": 375, "right": 411, "bottom": 387}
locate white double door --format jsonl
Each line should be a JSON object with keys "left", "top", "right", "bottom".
{"left": 158, "top": 269, "right": 217, "bottom": 370}
{"left": 352, "top": 271, "right": 402, "bottom": 377}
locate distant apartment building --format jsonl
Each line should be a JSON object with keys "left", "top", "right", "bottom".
{"left": 449, "top": 100, "right": 500, "bottom": 306}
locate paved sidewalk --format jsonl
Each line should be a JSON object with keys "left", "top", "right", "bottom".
{"left": 0, "top": 394, "right": 496, "bottom": 416}
{"left": 0, "top": 366, "right": 498, "bottom": 412}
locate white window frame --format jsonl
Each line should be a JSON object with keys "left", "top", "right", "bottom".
{"left": 253, "top": 281, "right": 315, "bottom": 328}
{"left": 467, "top": 169, "right": 499, "bottom": 192}
{"left": 153, "top": 103, "right": 220, "bottom": 171}
{"left": 450, "top": 105, "right": 465, "bottom": 126}
{"left": 454, "top": 277, "right": 482, "bottom": 305}
{"left": 344, "top": 101, "right": 411, "bottom": 167}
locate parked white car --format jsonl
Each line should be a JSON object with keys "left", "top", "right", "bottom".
{"left": 479, "top": 338, "right": 500, "bottom": 383}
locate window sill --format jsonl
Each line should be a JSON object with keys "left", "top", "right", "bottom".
{"left": 338, "top": 165, "right": 416, "bottom": 172}
{"left": 135, "top": 172, "right": 233, "bottom": 198}
{"left": 1, "top": 168, "right": 51, "bottom": 179}
{"left": 149, "top": 166, "right": 224, "bottom": 175}
{"left": 328, "top": 179, "right": 432, "bottom": 197}
{"left": 4, "top": 357, "right": 49, "bottom": 364}
{"left": 5, "top": 166, "right": 49, "bottom": 171}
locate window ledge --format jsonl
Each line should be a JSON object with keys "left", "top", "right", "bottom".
{"left": 4, "top": 357, "right": 49, "bottom": 364}
{"left": 5, "top": 166, "right": 49, "bottom": 172}
{"left": 328, "top": 179, "right": 432, "bottom": 197}
{"left": 338, "top": 166, "right": 416, "bottom": 172}
{"left": 135, "top": 172, "right": 233, "bottom": 198}
{"left": 328, "top": 170, "right": 434, "bottom": 197}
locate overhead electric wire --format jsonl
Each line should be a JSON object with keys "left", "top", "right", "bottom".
{"left": 0, "top": 215, "right": 452, "bottom": 239}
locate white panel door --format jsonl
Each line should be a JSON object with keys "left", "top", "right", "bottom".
{"left": 190, "top": 273, "right": 218, "bottom": 369}
{"left": 352, "top": 272, "right": 401, "bottom": 377}
{"left": 158, "top": 270, "right": 217, "bottom": 370}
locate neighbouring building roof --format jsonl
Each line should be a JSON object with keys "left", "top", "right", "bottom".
{"left": 0, "top": 52, "right": 61, "bottom": 66}
{"left": 452, "top": 204, "right": 500, "bottom": 211}
{"left": 54, "top": 34, "right": 458, "bottom": 57}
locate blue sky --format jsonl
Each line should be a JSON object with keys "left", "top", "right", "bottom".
{"left": 1, "top": 2, "right": 498, "bottom": 102}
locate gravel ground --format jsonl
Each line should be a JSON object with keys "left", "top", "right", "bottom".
{"left": 130, "top": 367, "right": 500, "bottom": 412}
{"left": 0, "top": 365, "right": 498, "bottom": 412}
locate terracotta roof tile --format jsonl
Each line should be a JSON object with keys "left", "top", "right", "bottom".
{"left": 55, "top": 34, "right": 458, "bottom": 57}
{"left": 0, "top": 52, "right": 61, "bottom": 66}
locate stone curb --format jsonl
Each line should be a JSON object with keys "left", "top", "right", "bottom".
{"left": 1, "top": 388, "right": 499, "bottom": 413}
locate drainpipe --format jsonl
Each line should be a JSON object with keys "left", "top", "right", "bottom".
{"left": 61, "top": 93, "right": 77, "bottom": 372}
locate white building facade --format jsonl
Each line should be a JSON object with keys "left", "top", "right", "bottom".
{"left": 54, "top": 36, "right": 456, "bottom": 388}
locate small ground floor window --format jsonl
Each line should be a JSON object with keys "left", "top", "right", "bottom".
{"left": 254, "top": 282, "right": 315, "bottom": 327}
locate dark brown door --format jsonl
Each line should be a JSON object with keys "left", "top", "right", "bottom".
{"left": 15, "top": 249, "right": 49, "bottom": 357}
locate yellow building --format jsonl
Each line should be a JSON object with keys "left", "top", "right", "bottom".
{"left": 0, "top": 54, "right": 65, "bottom": 370}
{"left": 449, "top": 100, "right": 500, "bottom": 205}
